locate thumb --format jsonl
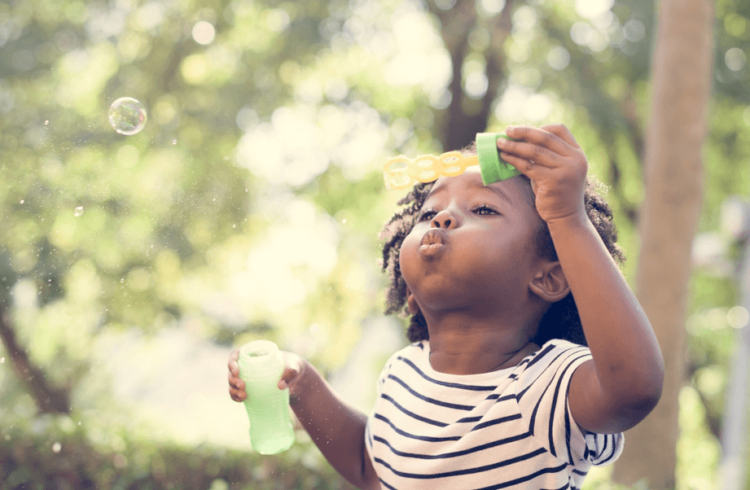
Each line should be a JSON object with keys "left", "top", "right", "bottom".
{"left": 277, "top": 354, "right": 304, "bottom": 390}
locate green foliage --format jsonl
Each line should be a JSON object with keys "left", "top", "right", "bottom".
{"left": 0, "top": 423, "right": 353, "bottom": 490}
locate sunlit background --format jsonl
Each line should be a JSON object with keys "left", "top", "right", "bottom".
{"left": 1, "top": 0, "right": 749, "bottom": 488}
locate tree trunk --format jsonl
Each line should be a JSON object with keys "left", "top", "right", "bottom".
{"left": 612, "top": 0, "right": 714, "bottom": 488}
{"left": 428, "top": 0, "right": 513, "bottom": 150}
{"left": 0, "top": 307, "right": 71, "bottom": 414}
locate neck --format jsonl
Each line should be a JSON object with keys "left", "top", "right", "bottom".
{"left": 424, "top": 311, "right": 539, "bottom": 375}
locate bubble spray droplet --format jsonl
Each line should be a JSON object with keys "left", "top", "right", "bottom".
{"left": 109, "top": 97, "right": 147, "bottom": 135}
{"left": 172, "top": 139, "right": 177, "bottom": 145}
{"left": 44, "top": 120, "right": 49, "bottom": 125}
{"left": 74, "top": 206, "right": 84, "bottom": 217}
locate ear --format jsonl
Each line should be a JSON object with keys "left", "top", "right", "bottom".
{"left": 529, "top": 261, "right": 570, "bottom": 303}
{"left": 406, "top": 286, "right": 421, "bottom": 315}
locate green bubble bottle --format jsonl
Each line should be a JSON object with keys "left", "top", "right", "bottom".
{"left": 238, "top": 340, "right": 295, "bottom": 454}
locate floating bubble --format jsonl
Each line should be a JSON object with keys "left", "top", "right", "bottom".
{"left": 52, "top": 442, "right": 61, "bottom": 453}
{"left": 19, "top": 200, "right": 24, "bottom": 204}
{"left": 0, "top": 357, "right": 4, "bottom": 363}
{"left": 44, "top": 120, "right": 49, "bottom": 125}
{"left": 74, "top": 206, "right": 84, "bottom": 217}
{"left": 172, "top": 139, "right": 177, "bottom": 145}
{"left": 108, "top": 97, "right": 147, "bottom": 135}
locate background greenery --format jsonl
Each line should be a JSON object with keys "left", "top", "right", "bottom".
{"left": 0, "top": 0, "right": 748, "bottom": 488}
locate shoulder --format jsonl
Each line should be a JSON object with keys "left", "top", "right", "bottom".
{"left": 514, "top": 339, "right": 591, "bottom": 388}
{"left": 377, "top": 341, "right": 427, "bottom": 380}
{"left": 523, "top": 339, "right": 591, "bottom": 370}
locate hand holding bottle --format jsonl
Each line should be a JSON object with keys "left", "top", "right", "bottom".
{"left": 227, "top": 344, "right": 306, "bottom": 401}
{"left": 228, "top": 342, "right": 380, "bottom": 489}
{"left": 227, "top": 340, "right": 301, "bottom": 454}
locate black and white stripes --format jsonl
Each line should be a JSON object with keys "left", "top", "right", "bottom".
{"left": 365, "top": 340, "right": 624, "bottom": 489}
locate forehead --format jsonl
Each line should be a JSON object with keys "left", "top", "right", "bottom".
{"left": 427, "top": 168, "right": 530, "bottom": 206}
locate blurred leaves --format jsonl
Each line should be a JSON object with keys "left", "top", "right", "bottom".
{"left": 0, "top": 416, "right": 354, "bottom": 490}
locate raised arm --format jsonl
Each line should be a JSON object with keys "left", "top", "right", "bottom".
{"left": 228, "top": 351, "right": 381, "bottom": 489}
{"left": 547, "top": 212, "right": 664, "bottom": 433}
{"left": 496, "top": 124, "right": 664, "bottom": 434}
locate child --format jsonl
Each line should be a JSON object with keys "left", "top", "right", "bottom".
{"left": 228, "top": 124, "right": 664, "bottom": 489}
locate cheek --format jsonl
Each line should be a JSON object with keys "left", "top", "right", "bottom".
{"left": 398, "top": 230, "right": 421, "bottom": 278}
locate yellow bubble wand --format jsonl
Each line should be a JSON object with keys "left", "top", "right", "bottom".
{"left": 383, "top": 133, "right": 521, "bottom": 190}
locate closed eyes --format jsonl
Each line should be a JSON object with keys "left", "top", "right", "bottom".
{"left": 417, "top": 205, "right": 500, "bottom": 222}
{"left": 473, "top": 204, "right": 499, "bottom": 216}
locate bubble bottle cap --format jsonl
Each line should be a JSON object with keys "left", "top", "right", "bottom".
{"left": 476, "top": 133, "right": 522, "bottom": 185}
{"left": 383, "top": 133, "right": 521, "bottom": 190}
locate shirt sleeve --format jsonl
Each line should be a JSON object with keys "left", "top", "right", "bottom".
{"left": 514, "top": 340, "right": 624, "bottom": 467}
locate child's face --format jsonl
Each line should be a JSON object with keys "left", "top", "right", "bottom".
{"left": 399, "top": 167, "right": 546, "bottom": 318}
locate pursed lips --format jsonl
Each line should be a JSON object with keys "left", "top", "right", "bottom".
{"left": 419, "top": 229, "right": 446, "bottom": 257}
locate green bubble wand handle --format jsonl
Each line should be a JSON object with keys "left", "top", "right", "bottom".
{"left": 237, "top": 340, "right": 295, "bottom": 454}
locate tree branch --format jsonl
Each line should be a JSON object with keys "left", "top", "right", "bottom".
{"left": 0, "top": 307, "right": 70, "bottom": 414}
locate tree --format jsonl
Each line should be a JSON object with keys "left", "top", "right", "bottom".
{"left": 612, "top": 0, "right": 715, "bottom": 487}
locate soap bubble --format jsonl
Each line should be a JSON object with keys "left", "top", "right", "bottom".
{"left": 74, "top": 206, "right": 84, "bottom": 217}
{"left": 108, "top": 97, "right": 147, "bottom": 135}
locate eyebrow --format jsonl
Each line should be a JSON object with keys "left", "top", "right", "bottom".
{"left": 427, "top": 181, "right": 514, "bottom": 206}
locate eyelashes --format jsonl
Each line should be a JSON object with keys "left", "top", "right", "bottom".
{"left": 417, "top": 210, "right": 436, "bottom": 222}
{"left": 473, "top": 204, "right": 500, "bottom": 216}
{"left": 417, "top": 205, "right": 499, "bottom": 222}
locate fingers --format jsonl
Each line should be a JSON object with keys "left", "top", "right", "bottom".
{"left": 228, "top": 368, "right": 245, "bottom": 389}
{"left": 227, "top": 349, "right": 240, "bottom": 376}
{"left": 501, "top": 125, "right": 577, "bottom": 165}
{"left": 539, "top": 124, "right": 581, "bottom": 149}
{"left": 278, "top": 360, "right": 301, "bottom": 390}
{"left": 229, "top": 386, "right": 247, "bottom": 402}
{"left": 498, "top": 150, "right": 552, "bottom": 185}
{"left": 228, "top": 349, "right": 303, "bottom": 403}
{"left": 228, "top": 370, "right": 246, "bottom": 402}
{"left": 228, "top": 349, "right": 246, "bottom": 402}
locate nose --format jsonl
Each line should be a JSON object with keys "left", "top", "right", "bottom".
{"left": 431, "top": 208, "right": 458, "bottom": 229}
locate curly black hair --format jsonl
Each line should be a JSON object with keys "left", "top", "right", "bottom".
{"left": 379, "top": 160, "right": 625, "bottom": 347}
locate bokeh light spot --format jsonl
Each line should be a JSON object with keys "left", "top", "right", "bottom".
{"left": 727, "top": 306, "right": 749, "bottom": 329}
{"left": 547, "top": 46, "right": 570, "bottom": 70}
{"left": 725, "top": 47, "right": 746, "bottom": 71}
{"left": 575, "top": 0, "right": 613, "bottom": 20}
{"left": 192, "top": 21, "right": 216, "bottom": 45}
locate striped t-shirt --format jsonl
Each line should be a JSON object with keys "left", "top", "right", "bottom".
{"left": 365, "top": 339, "right": 623, "bottom": 490}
